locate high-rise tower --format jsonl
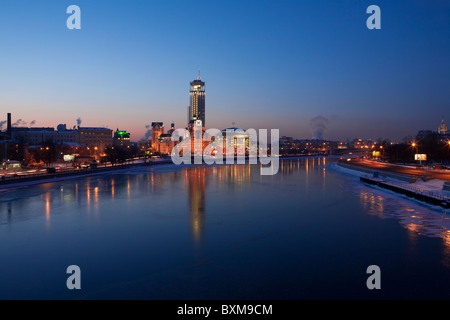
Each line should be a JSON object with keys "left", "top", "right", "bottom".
{"left": 438, "top": 116, "right": 448, "bottom": 135}
{"left": 188, "top": 72, "right": 205, "bottom": 126}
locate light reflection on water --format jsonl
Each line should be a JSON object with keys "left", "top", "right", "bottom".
{"left": 1, "top": 157, "right": 450, "bottom": 299}
{"left": 1, "top": 158, "right": 449, "bottom": 248}
{"left": 352, "top": 172, "right": 450, "bottom": 269}
{"left": 358, "top": 187, "right": 450, "bottom": 245}
{"left": 4, "top": 157, "right": 449, "bottom": 243}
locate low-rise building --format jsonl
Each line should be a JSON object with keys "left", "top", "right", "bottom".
{"left": 11, "top": 125, "right": 79, "bottom": 146}
{"left": 78, "top": 127, "right": 113, "bottom": 149}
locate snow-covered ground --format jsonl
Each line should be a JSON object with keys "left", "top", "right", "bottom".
{"left": 330, "top": 162, "right": 450, "bottom": 198}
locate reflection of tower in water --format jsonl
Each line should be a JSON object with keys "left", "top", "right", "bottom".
{"left": 185, "top": 167, "right": 208, "bottom": 242}
{"left": 185, "top": 165, "right": 253, "bottom": 242}
{"left": 215, "top": 164, "right": 251, "bottom": 188}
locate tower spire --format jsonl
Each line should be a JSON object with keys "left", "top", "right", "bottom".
{"left": 197, "top": 69, "right": 201, "bottom": 81}
{"left": 438, "top": 115, "right": 448, "bottom": 135}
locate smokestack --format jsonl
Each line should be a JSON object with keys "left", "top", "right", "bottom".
{"left": 7, "top": 113, "right": 11, "bottom": 138}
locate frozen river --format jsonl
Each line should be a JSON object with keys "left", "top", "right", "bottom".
{"left": 1, "top": 157, "right": 450, "bottom": 299}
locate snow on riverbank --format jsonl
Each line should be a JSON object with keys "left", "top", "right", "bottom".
{"left": 329, "top": 162, "right": 450, "bottom": 197}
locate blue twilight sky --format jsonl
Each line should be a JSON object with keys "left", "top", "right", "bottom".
{"left": 0, "top": 0, "right": 449, "bottom": 141}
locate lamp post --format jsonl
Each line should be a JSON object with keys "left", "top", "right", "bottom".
{"left": 448, "top": 141, "right": 450, "bottom": 165}
{"left": 412, "top": 142, "right": 422, "bottom": 167}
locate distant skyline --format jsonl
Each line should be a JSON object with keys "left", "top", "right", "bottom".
{"left": 0, "top": 0, "right": 449, "bottom": 141}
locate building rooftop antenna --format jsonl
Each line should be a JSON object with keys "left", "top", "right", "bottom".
{"left": 197, "top": 69, "right": 201, "bottom": 81}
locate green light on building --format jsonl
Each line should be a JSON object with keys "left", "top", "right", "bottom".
{"left": 116, "top": 130, "right": 130, "bottom": 138}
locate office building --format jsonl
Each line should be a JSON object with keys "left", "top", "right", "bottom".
{"left": 113, "top": 129, "right": 131, "bottom": 147}
{"left": 11, "top": 125, "right": 79, "bottom": 146}
{"left": 78, "top": 127, "right": 113, "bottom": 149}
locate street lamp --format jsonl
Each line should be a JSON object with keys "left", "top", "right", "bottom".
{"left": 412, "top": 142, "right": 421, "bottom": 166}
{"left": 379, "top": 145, "right": 384, "bottom": 161}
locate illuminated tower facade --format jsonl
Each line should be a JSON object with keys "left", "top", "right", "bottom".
{"left": 438, "top": 116, "right": 448, "bottom": 135}
{"left": 189, "top": 73, "right": 205, "bottom": 126}
{"left": 151, "top": 122, "right": 164, "bottom": 152}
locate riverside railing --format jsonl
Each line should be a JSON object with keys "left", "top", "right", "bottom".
{"left": 381, "top": 179, "right": 449, "bottom": 201}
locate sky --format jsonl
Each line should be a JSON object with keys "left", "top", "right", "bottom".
{"left": 0, "top": 0, "right": 449, "bottom": 142}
